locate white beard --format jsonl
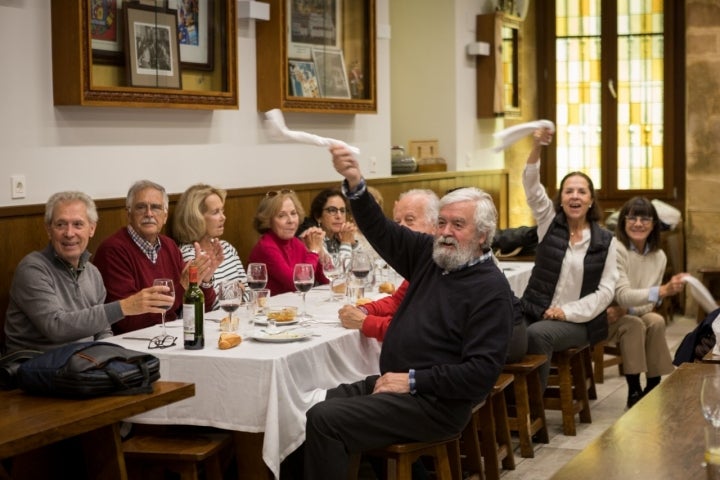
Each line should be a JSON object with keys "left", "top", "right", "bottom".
{"left": 432, "top": 235, "right": 478, "bottom": 271}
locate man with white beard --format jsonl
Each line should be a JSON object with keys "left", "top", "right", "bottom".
{"left": 301, "top": 145, "right": 514, "bottom": 479}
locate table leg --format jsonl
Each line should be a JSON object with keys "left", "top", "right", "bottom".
{"left": 80, "top": 423, "right": 127, "bottom": 480}
{"left": 233, "top": 432, "right": 273, "bottom": 480}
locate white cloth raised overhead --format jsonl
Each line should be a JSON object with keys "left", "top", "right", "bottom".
{"left": 493, "top": 119, "right": 556, "bottom": 152}
{"left": 264, "top": 109, "right": 361, "bottom": 155}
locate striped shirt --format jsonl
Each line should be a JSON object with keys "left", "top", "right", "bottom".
{"left": 180, "top": 240, "right": 248, "bottom": 308}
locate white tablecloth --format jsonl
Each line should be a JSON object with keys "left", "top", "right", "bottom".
{"left": 108, "top": 288, "right": 382, "bottom": 479}
{"left": 498, "top": 261, "right": 534, "bottom": 297}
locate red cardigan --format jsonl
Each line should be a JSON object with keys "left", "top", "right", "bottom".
{"left": 361, "top": 280, "right": 408, "bottom": 341}
{"left": 93, "top": 228, "right": 216, "bottom": 334}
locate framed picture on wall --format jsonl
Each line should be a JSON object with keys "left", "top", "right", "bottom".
{"left": 91, "top": 0, "right": 124, "bottom": 64}
{"left": 171, "top": 0, "right": 214, "bottom": 70}
{"left": 287, "top": 0, "right": 341, "bottom": 60}
{"left": 288, "top": 60, "right": 320, "bottom": 97}
{"left": 311, "top": 48, "right": 350, "bottom": 99}
{"left": 124, "top": 3, "right": 182, "bottom": 88}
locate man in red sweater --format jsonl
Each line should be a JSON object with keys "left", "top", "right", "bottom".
{"left": 94, "top": 180, "right": 223, "bottom": 334}
{"left": 337, "top": 189, "right": 439, "bottom": 340}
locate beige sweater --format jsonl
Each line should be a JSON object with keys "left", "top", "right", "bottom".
{"left": 614, "top": 241, "right": 667, "bottom": 316}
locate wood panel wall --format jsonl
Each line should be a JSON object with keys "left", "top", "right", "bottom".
{"left": 0, "top": 170, "right": 507, "bottom": 347}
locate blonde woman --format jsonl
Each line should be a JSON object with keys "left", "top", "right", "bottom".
{"left": 173, "top": 184, "right": 248, "bottom": 306}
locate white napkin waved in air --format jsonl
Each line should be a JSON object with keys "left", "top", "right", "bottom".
{"left": 492, "top": 119, "right": 556, "bottom": 152}
{"left": 264, "top": 109, "right": 361, "bottom": 156}
{"left": 683, "top": 275, "right": 719, "bottom": 317}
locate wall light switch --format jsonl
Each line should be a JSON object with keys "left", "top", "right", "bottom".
{"left": 11, "top": 175, "right": 26, "bottom": 199}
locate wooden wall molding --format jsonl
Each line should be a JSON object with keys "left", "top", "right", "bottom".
{"left": 0, "top": 170, "right": 507, "bottom": 345}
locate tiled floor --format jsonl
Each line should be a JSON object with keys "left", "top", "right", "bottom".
{"left": 498, "top": 314, "right": 696, "bottom": 479}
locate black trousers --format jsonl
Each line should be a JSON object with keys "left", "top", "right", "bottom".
{"left": 303, "top": 375, "right": 472, "bottom": 479}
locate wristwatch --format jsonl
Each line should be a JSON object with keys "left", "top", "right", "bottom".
{"left": 408, "top": 368, "right": 417, "bottom": 395}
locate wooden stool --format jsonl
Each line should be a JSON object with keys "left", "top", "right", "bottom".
{"left": 543, "top": 345, "right": 596, "bottom": 436}
{"left": 502, "top": 354, "right": 549, "bottom": 458}
{"left": 361, "top": 435, "right": 462, "bottom": 480}
{"left": 592, "top": 340, "right": 623, "bottom": 383}
{"left": 123, "top": 431, "right": 233, "bottom": 480}
{"left": 461, "top": 373, "right": 515, "bottom": 480}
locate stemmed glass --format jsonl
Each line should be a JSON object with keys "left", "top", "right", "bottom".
{"left": 247, "top": 263, "right": 268, "bottom": 290}
{"left": 321, "top": 253, "right": 343, "bottom": 302}
{"left": 702, "top": 375, "right": 720, "bottom": 428}
{"left": 219, "top": 281, "right": 243, "bottom": 331}
{"left": 152, "top": 278, "right": 175, "bottom": 339}
{"left": 293, "top": 263, "right": 315, "bottom": 320}
{"left": 350, "top": 251, "right": 372, "bottom": 284}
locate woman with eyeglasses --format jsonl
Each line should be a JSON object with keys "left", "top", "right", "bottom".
{"left": 248, "top": 190, "right": 329, "bottom": 295}
{"left": 298, "top": 188, "right": 357, "bottom": 256}
{"left": 172, "top": 184, "right": 249, "bottom": 307}
{"left": 608, "top": 196, "right": 687, "bottom": 408}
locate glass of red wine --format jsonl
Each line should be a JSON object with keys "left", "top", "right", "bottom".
{"left": 293, "top": 263, "right": 315, "bottom": 320}
{"left": 219, "top": 280, "right": 243, "bottom": 331}
{"left": 247, "top": 263, "right": 268, "bottom": 290}
{"left": 152, "top": 278, "right": 175, "bottom": 338}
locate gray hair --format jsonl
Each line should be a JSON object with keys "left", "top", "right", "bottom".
{"left": 397, "top": 189, "right": 440, "bottom": 227}
{"left": 45, "top": 191, "right": 98, "bottom": 225}
{"left": 439, "top": 187, "right": 497, "bottom": 249}
{"left": 125, "top": 180, "right": 169, "bottom": 210}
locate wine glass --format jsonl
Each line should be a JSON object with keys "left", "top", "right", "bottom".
{"left": 219, "top": 281, "right": 243, "bottom": 331}
{"left": 152, "top": 278, "right": 175, "bottom": 338}
{"left": 321, "top": 253, "right": 343, "bottom": 302}
{"left": 247, "top": 263, "right": 268, "bottom": 290}
{"left": 293, "top": 263, "right": 315, "bottom": 320}
{"left": 702, "top": 375, "right": 720, "bottom": 428}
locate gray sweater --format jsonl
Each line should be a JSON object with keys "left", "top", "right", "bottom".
{"left": 4, "top": 245, "right": 123, "bottom": 353}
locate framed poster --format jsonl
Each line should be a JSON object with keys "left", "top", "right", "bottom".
{"left": 311, "top": 48, "right": 350, "bottom": 99}
{"left": 287, "top": 0, "right": 341, "bottom": 60}
{"left": 90, "top": 0, "right": 124, "bottom": 64}
{"left": 172, "top": 0, "right": 214, "bottom": 70}
{"left": 124, "top": 3, "right": 182, "bottom": 88}
{"left": 288, "top": 60, "right": 320, "bottom": 97}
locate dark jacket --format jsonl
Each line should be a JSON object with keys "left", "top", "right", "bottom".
{"left": 521, "top": 213, "right": 613, "bottom": 345}
{"left": 673, "top": 307, "right": 720, "bottom": 365}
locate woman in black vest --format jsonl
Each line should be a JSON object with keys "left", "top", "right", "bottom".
{"left": 521, "top": 128, "right": 619, "bottom": 390}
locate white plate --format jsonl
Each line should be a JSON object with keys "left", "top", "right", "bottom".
{"left": 254, "top": 317, "right": 299, "bottom": 327}
{"left": 252, "top": 331, "right": 310, "bottom": 343}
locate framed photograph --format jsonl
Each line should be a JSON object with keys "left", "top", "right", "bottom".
{"left": 311, "top": 48, "right": 350, "bottom": 99}
{"left": 90, "top": 0, "right": 124, "bottom": 64}
{"left": 124, "top": 3, "right": 182, "bottom": 88}
{"left": 171, "top": 0, "right": 214, "bottom": 70}
{"left": 287, "top": 0, "right": 341, "bottom": 60}
{"left": 288, "top": 60, "right": 320, "bottom": 97}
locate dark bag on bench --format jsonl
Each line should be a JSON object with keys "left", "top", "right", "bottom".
{"left": 17, "top": 341, "right": 160, "bottom": 397}
{"left": 0, "top": 349, "right": 43, "bottom": 390}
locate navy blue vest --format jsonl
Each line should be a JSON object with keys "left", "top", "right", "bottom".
{"left": 521, "top": 213, "right": 613, "bottom": 345}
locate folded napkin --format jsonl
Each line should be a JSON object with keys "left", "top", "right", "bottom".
{"left": 493, "top": 119, "right": 555, "bottom": 152}
{"left": 264, "top": 109, "right": 361, "bottom": 155}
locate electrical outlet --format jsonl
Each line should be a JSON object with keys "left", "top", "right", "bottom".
{"left": 408, "top": 140, "right": 439, "bottom": 160}
{"left": 11, "top": 175, "right": 26, "bottom": 199}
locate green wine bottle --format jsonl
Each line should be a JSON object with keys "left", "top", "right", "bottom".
{"left": 183, "top": 265, "right": 204, "bottom": 350}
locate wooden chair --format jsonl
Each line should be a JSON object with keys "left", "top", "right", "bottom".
{"left": 122, "top": 429, "right": 234, "bottom": 480}
{"left": 543, "top": 345, "right": 596, "bottom": 436}
{"left": 592, "top": 340, "right": 623, "bottom": 383}
{"left": 460, "top": 373, "right": 515, "bottom": 480}
{"left": 357, "top": 435, "right": 462, "bottom": 480}
{"left": 502, "top": 354, "right": 549, "bottom": 458}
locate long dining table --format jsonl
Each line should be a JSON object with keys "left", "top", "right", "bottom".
{"left": 107, "top": 263, "right": 533, "bottom": 479}
{"left": 108, "top": 286, "right": 383, "bottom": 479}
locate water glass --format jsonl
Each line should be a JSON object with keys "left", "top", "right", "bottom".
{"left": 706, "top": 426, "right": 720, "bottom": 480}
{"left": 702, "top": 375, "right": 720, "bottom": 428}
{"left": 237, "top": 291, "right": 256, "bottom": 338}
{"left": 254, "top": 288, "right": 271, "bottom": 316}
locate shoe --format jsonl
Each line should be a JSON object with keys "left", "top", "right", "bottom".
{"left": 626, "top": 391, "right": 643, "bottom": 409}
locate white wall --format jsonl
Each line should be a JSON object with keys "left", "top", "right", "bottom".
{"left": 0, "top": 0, "right": 508, "bottom": 208}
{"left": 389, "top": 0, "right": 505, "bottom": 171}
{"left": 0, "top": 1, "right": 392, "bottom": 206}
